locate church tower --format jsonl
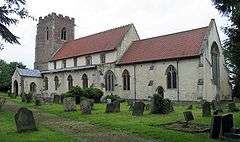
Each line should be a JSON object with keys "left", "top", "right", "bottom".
{"left": 34, "top": 13, "right": 75, "bottom": 71}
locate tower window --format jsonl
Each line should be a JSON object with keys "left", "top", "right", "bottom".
{"left": 61, "top": 27, "right": 67, "bottom": 40}
{"left": 46, "top": 27, "right": 49, "bottom": 40}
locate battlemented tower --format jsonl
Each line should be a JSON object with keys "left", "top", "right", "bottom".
{"left": 34, "top": 13, "right": 75, "bottom": 71}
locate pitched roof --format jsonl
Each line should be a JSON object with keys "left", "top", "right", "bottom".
{"left": 17, "top": 68, "right": 42, "bottom": 77}
{"left": 51, "top": 24, "right": 132, "bottom": 61}
{"left": 118, "top": 26, "right": 209, "bottom": 65}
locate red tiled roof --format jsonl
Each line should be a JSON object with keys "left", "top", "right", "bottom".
{"left": 52, "top": 24, "right": 132, "bottom": 61}
{"left": 118, "top": 27, "right": 209, "bottom": 65}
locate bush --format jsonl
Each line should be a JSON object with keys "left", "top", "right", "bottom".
{"left": 151, "top": 94, "right": 174, "bottom": 114}
{"left": 63, "top": 86, "right": 103, "bottom": 103}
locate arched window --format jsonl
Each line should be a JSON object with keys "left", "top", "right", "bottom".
{"left": 54, "top": 76, "right": 59, "bottom": 90}
{"left": 105, "top": 70, "right": 115, "bottom": 91}
{"left": 30, "top": 82, "right": 37, "bottom": 94}
{"left": 211, "top": 42, "right": 220, "bottom": 85}
{"left": 67, "top": 75, "right": 73, "bottom": 90}
{"left": 46, "top": 27, "right": 49, "bottom": 40}
{"left": 122, "top": 69, "right": 130, "bottom": 90}
{"left": 166, "top": 65, "right": 177, "bottom": 89}
{"left": 82, "top": 74, "right": 88, "bottom": 88}
{"left": 61, "top": 27, "right": 67, "bottom": 40}
{"left": 44, "top": 77, "right": 48, "bottom": 90}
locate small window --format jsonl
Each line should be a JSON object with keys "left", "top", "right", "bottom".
{"left": 61, "top": 27, "right": 67, "bottom": 40}
{"left": 149, "top": 65, "right": 154, "bottom": 70}
{"left": 100, "top": 53, "right": 106, "bottom": 64}
{"left": 122, "top": 69, "right": 130, "bottom": 90}
{"left": 54, "top": 76, "right": 59, "bottom": 90}
{"left": 46, "top": 27, "right": 49, "bottom": 40}
{"left": 148, "top": 80, "right": 154, "bottom": 86}
{"left": 62, "top": 60, "right": 66, "bottom": 68}
{"left": 74, "top": 58, "right": 77, "bottom": 67}
{"left": 82, "top": 74, "right": 88, "bottom": 88}
{"left": 44, "top": 77, "right": 48, "bottom": 90}
{"left": 54, "top": 61, "right": 56, "bottom": 69}
{"left": 86, "top": 56, "right": 92, "bottom": 65}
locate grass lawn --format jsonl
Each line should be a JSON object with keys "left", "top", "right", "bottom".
{"left": 1, "top": 92, "right": 240, "bottom": 142}
{"left": 0, "top": 110, "right": 76, "bottom": 142}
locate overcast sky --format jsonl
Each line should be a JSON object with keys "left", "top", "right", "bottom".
{"left": 0, "top": 0, "right": 228, "bottom": 69}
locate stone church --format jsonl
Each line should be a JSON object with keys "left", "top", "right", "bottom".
{"left": 12, "top": 13, "right": 232, "bottom": 101}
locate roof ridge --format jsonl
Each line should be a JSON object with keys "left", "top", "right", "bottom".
{"left": 70, "top": 23, "right": 132, "bottom": 43}
{"left": 133, "top": 26, "right": 208, "bottom": 43}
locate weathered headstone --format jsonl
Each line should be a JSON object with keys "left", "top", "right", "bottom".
{"left": 132, "top": 101, "right": 145, "bottom": 116}
{"left": 222, "top": 113, "right": 234, "bottom": 134}
{"left": 53, "top": 95, "right": 60, "bottom": 104}
{"left": 105, "top": 101, "right": 120, "bottom": 113}
{"left": 183, "top": 111, "right": 194, "bottom": 122}
{"left": 0, "top": 97, "right": 6, "bottom": 110}
{"left": 80, "top": 100, "right": 91, "bottom": 115}
{"left": 202, "top": 101, "right": 211, "bottom": 117}
{"left": 210, "top": 115, "right": 222, "bottom": 139}
{"left": 14, "top": 107, "right": 37, "bottom": 133}
{"left": 63, "top": 97, "right": 76, "bottom": 112}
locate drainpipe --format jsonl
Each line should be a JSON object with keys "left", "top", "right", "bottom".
{"left": 177, "top": 59, "right": 180, "bottom": 101}
{"left": 134, "top": 65, "right": 137, "bottom": 101}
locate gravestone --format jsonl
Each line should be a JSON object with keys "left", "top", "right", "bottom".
{"left": 132, "top": 101, "right": 145, "bottom": 116}
{"left": 60, "top": 95, "right": 64, "bottom": 103}
{"left": 210, "top": 115, "right": 222, "bottom": 139}
{"left": 63, "top": 97, "right": 76, "bottom": 112}
{"left": 183, "top": 111, "right": 194, "bottom": 122}
{"left": 222, "top": 113, "right": 234, "bottom": 134}
{"left": 80, "top": 100, "right": 91, "bottom": 115}
{"left": 105, "top": 101, "right": 120, "bottom": 113}
{"left": 0, "top": 97, "right": 6, "bottom": 110}
{"left": 202, "top": 101, "right": 211, "bottom": 117}
{"left": 15, "top": 107, "right": 37, "bottom": 133}
{"left": 53, "top": 95, "right": 60, "bottom": 104}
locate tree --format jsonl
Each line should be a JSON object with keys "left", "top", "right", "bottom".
{"left": 0, "top": 59, "right": 26, "bottom": 91}
{"left": 212, "top": 0, "right": 240, "bottom": 98}
{"left": 0, "top": 0, "right": 32, "bottom": 49}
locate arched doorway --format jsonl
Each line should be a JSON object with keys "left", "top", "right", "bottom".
{"left": 30, "top": 82, "right": 37, "bottom": 94}
{"left": 13, "top": 80, "right": 18, "bottom": 95}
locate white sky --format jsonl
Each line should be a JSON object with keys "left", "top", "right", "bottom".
{"left": 0, "top": 0, "right": 228, "bottom": 69}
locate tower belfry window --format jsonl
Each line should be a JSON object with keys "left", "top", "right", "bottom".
{"left": 61, "top": 27, "right": 67, "bottom": 40}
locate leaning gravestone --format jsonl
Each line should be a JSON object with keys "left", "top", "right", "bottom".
{"left": 80, "top": 100, "right": 91, "bottom": 115}
{"left": 132, "top": 101, "right": 145, "bottom": 116}
{"left": 15, "top": 107, "right": 37, "bottom": 133}
{"left": 105, "top": 101, "right": 120, "bottom": 113}
{"left": 0, "top": 97, "right": 6, "bottom": 110}
{"left": 53, "top": 95, "right": 60, "bottom": 104}
{"left": 63, "top": 97, "right": 76, "bottom": 112}
{"left": 202, "top": 101, "right": 211, "bottom": 117}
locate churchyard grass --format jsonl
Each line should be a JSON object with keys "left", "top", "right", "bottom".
{"left": 1, "top": 92, "right": 240, "bottom": 142}
{"left": 0, "top": 110, "right": 76, "bottom": 142}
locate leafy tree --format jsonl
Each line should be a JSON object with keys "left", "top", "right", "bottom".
{"left": 0, "top": 0, "right": 32, "bottom": 49}
{"left": 0, "top": 59, "right": 26, "bottom": 91}
{"left": 212, "top": 0, "right": 240, "bottom": 98}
